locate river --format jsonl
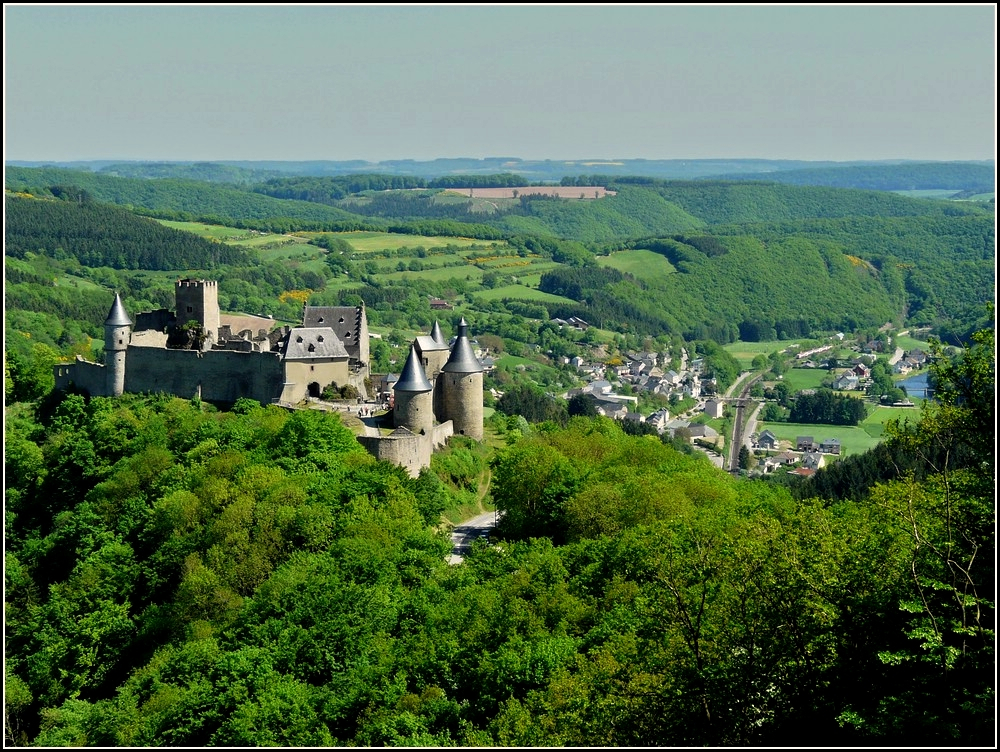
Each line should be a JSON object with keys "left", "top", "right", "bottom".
{"left": 896, "top": 371, "right": 933, "bottom": 398}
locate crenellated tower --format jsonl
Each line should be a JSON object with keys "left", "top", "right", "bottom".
{"left": 104, "top": 292, "right": 132, "bottom": 397}
{"left": 174, "top": 279, "right": 220, "bottom": 343}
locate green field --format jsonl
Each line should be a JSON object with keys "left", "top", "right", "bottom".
{"left": 495, "top": 354, "right": 567, "bottom": 384}
{"left": 759, "top": 402, "right": 924, "bottom": 457}
{"left": 892, "top": 189, "right": 962, "bottom": 199}
{"left": 893, "top": 333, "right": 933, "bottom": 352}
{"left": 723, "top": 340, "right": 792, "bottom": 368}
{"left": 156, "top": 220, "right": 294, "bottom": 246}
{"left": 597, "top": 249, "right": 677, "bottom": 281}
{"left": 319, "top": 231, "right": 503, "bottom": 253}
{"left": 382, "top": 266, "right": 486, "bottom": 284}
{"left": 780, "top": 368, "right": 832, "bottom": 392}
{"left": 474, "top": 285, "right": 576, "bottom": 304}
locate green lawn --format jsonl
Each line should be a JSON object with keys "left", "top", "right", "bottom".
{"left": 893, "top": 333, "right": 932, "bottom": 352}
{"left": 596, "top": 249, "right": 677, "bottom": 282}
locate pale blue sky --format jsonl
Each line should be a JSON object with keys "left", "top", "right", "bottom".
{"left": 4, "top": 4, "right": 996, "bottom": 162}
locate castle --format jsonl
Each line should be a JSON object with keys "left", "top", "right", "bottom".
{"left": 54, "top": 280, "right": 483, "bottom": 476}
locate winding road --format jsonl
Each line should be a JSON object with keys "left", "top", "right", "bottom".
{"left": 447, "top": 511, "right": 500, "bottom": 565}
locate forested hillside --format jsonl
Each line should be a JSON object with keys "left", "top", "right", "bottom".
{"left": 5, "top": 194, "right": 252, "bottom": 269}
{"left": 627, "top": 179, "right": 989, "bottom": 226}
{"left": 539, "top": 234, "right": 900, "bottom": 340}
{"left": 714, "top": 161, "right": 995, "bottom": 193}
{"left": 4, "top": 329, "right": 993, "bottom": 746}
{"left": 4, "top": 167, "right": 366, "bottom": 230}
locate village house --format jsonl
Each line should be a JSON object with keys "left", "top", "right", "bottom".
{"left": 757, "top": 429, "right": 779, "bottom": 450}
{"left": 801, "top": 451, "right": 826, "bottom": 470}
{"left": 646, "top": 408, "right": 671, "bottom": 432}
{"left": 774, "top": 450, "right": 798, "bottom": 465}
{"left": 819, "top": 438, "right": 842, "bottom": 454}
{"left": 833, "top": 372, "right": 860, "bottom": 391}
{"left": 687, "top": 424, "right": 720, "bottom": 444}
{"left": 703, "top": 398, "right": 725, "bottom": 419}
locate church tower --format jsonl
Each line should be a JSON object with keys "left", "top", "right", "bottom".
{"left": 439, "top": 318, "right": 484, "bottom": 440}
{"left": 104, "top": 292, "right": 132, "bottom": 397}
{"left": 393, "top": 344, "right": 434, "bottom": 436}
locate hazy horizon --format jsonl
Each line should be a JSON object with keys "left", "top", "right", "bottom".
{"left": 5, "top": 5, "right": 996, "bottom": 164}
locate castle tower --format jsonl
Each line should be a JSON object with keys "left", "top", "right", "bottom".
{"left": 439, "top": 318, "right": 484, "bottom": 440}
{"left": 393, "top": 344, "right": 434, "bottom": 436}
{"left": 175, "top": 279, "right": 220, "bottom": 343}
{"left": 104, "top": 292, "right": 132, "bottom": 397}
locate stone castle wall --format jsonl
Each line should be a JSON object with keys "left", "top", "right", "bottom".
{"left": 54, "top": 357, "right": 107, "bottom": 396}
{"left": 357, "top": 430, "right": 432, "bottom": 478}
{"left": 124, "top": 346, "right": 285, "bottom": 404}
{"left": 431, "top": 420, "right": 454, "bottom": 447}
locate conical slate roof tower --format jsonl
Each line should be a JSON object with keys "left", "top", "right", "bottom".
{"left": 439, "top": 318, "right": 483, "bottom": 439}
{"left": 104, "top": 292, "right": 132, "bottom": 396}
{"left": 430, "top": 320, "right": 447, "bottom": 347}
{"left": 393, "top": 344, "right": 434, "bottom": 435}
{"left": 395, "top": 344, "right": 433, "bottom": 393}
{"left": 105, "top": 291, "right": 133, "bottom": 327}
{"left": 441, "top": 318, "right": 483, "bottom": 374}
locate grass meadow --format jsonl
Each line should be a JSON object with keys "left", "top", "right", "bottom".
{"left": 474, "top": 285, "right": 576, "bottom": 304}
{"left": 779, "top": 368, "right": 832, "bottom": 392}
{"left": 723, "top": 340, "right": 792, "bottom": 368}
{"left": 319, "top": 231, "right": 503, "bottom": 253}
{"left": 596, "top": 250, "right": 677, "bottom": 282}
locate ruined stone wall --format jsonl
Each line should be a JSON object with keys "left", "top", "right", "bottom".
{"left": 134, "top": 309, "right": 175, "bottom": 334}
{"left": 124, "top": 347, "right": 285, "bottom": 404}
{"left": 357, "top": 432, "right": 432, "bottom": 478}
{"left": 440, "top": 371, "right": 484, "bottom": 440}
{"left": 432, "top": 420, "right": 454, "bottom": 448}
{"left": 54, "top": 358, "right": 108, "bottom": 396}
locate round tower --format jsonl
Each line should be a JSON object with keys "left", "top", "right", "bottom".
{"left": 440, "top": 318, "right": 484, "bottom": 440}
{"left": 393, "top": 344, "right": 434, "bottom": 435}
{"left": 104, "top": 291, "right": 132, "bottom": 397}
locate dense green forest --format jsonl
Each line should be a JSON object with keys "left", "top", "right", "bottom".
{"left": 5, "top": 194, "right": 253, "bottom": 270}
{"left": 4, "top": 328, "right": 993, "bottom": 746}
